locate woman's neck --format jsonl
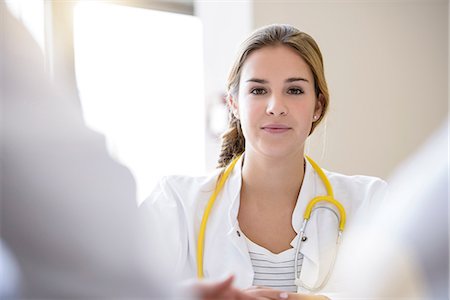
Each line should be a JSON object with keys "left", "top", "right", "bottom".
{"left": 241, "top": 149, "right": 306, "bottom": 206}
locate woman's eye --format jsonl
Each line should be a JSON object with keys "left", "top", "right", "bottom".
{"left": 288, "top": 88, "right": 304, "bottom": 95}
{"left": 250, "top": 88, "right": 267, "bottom": 95}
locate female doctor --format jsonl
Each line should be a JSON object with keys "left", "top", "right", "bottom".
{"left": 143, "top": 24, "right": 386, "bottom": 299}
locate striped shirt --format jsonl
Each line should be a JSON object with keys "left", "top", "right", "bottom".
{"left": 243, "top": 232, "right": 303, "bottom": 292}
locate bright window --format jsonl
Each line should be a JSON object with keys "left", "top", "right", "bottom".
{"left": 5, "top": 0, "right": 45, "bottom": 52}
{"left": 74, "top": 2, "right": 205, "bottom": 204}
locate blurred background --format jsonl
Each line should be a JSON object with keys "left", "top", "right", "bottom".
{"left": 4, "top": 0, "right": 448, "bottom": 204}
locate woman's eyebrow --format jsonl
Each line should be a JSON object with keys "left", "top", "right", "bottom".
{"left": 286, "top": 77, "right": 309, "bottom": 83}
{"left": 246, "top": 78, "right": 268, "bottom": 84}
{"left": 245, "top": 77, "right": 309, "bottom": 84}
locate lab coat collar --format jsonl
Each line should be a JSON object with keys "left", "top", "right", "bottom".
{"left": 291, "top": 158, "right": 317, "bottom": 234}
{"left": 225, "top": 154, "right": 244, "bottom": 232}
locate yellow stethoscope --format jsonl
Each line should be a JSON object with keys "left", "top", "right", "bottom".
{"left": 196, "top": 155, "right": 346, "bottom": 292}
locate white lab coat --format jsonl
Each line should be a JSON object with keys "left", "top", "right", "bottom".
{"left": 142, "top": 155, "right": 387, "bottom": 296}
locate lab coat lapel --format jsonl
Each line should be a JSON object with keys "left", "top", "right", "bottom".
{"left": 226, "top": 224, "right": 254, "bottom": 287}
{"left": 208, "top": 154, "right": 253, "bottom": 288}
{"left": 226, "top": 155, "right": 254, "bottom": 287}
{"left": 292, "top": 159, "right": 321, "bottom": 290}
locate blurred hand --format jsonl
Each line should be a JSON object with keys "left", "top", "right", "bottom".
{"left": 191, "top": 275, "right": 258, "bottom": 300}
{"left": 244, "top": 286, "right": 330, "bottom": 300}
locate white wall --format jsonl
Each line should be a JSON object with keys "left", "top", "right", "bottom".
{"left": 254, "top": 0, "right": 448, "bottom": 178}
{"left": 197, "top": 0, "right": 448, "bottom": 179}
{"left": 195, "top": 1, "right": 253, "bottom": 170}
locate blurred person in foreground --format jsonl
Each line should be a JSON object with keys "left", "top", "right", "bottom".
{"left": 333, "top": 118, "right": 449, "bottom": 299}
{"left": 0, "top": 4, "right": 258, "bottom": 299}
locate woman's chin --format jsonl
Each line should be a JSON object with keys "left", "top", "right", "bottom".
{"left": 250, "top": 145, "right": 304, "bottom": 161}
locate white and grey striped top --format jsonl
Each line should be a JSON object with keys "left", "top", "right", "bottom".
{"left": 243, "top": 233, "right": 303, "bottom": 292}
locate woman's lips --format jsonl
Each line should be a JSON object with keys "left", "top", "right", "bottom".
{"left": 261, "top": 124, "right": 291, "bottom": 133}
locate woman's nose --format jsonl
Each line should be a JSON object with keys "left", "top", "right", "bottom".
{"left": 266, "top": 95, "right": 288, "bottom": 116}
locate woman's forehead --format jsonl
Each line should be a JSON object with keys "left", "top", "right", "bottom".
{"left": 240, "top": 45, "right": 313, "bottom": 83}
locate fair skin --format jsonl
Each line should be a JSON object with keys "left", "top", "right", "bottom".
{"left": 230, "top": 45, "right": 326, "bottom": 299}
{"left": 193, "top": 275, "right": 296, "bottom": 300}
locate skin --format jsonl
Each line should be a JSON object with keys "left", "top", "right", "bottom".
{"left": 192, "top": 276, "right": 258, "bottom": 300}
{"left": 194, "top": 276, "right": 326, "bottom": 300}
{"left": 229, "top": 45, "right": 326, "bottom": 300}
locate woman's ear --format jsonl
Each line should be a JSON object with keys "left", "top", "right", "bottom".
{"left": 314, "top": 94, "right": 325, "bottom": 120}
{"left": 228, "top": 95, "right": 240, "bottom": 119}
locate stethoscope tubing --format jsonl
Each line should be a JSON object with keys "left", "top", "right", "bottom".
{"left": 197, "top": 154, "right": 346, "bottom": 292}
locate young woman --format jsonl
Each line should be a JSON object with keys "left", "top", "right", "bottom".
{"left": 143, "top": 24, "right": 386, "bottom": 299}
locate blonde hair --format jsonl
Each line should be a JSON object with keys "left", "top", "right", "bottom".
{"left": 217, "top": 24, "right": 330, "bottom": 168}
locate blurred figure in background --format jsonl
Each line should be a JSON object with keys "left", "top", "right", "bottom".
{"left": 0, "top": 4, "right": 257, "bottom": 300}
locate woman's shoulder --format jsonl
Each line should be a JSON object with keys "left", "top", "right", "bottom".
{"left": 323, "top": 168, "right": 387, "bottom": 202}
{"left": 319, "top": 169, "right": 388, "bottom": 221}
{"left": 142, "top": 168, "right": 224, "bottom": 207}
{"left": 161, "top": 168, "right": 223, "bottom": 191}
{"left": 324, "top": 168, "right": 386, "bottom": 189}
